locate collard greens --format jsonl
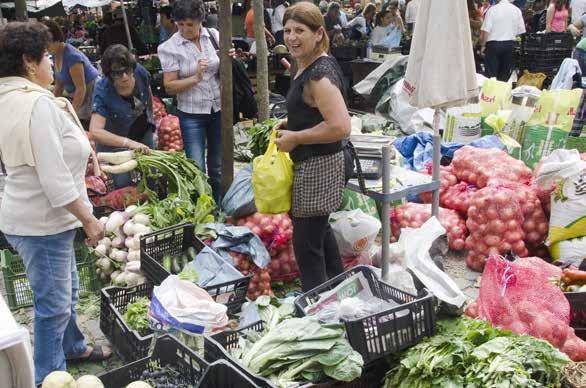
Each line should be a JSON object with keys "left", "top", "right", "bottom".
{"left": 233, "top": 316, "right": 363, "bottom": 387}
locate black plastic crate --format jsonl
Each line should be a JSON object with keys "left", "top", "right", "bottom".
{"left": 98, "top": 334, "right": 207, "bottom": 388}
{"left": 100, "top": 282, "right": 155, "bottom": 362}
{"left": 332, "top": 45, "right": 358, "bottom": 61}
{"left": 522, "top": 32, "right": 573, "bottom": 51}
{"left": 294, "top": 266, "right": 436, "bottom": 365}
{"left": 140, "top": 223, "right": 251, "bottom": 315}
{"left": 199, "top": 360, "right": 261, "bottom": 388}
{"left": 1, "top": 233, "right": 98, "bottom": 311}
{"left": 565, "top": 291, "right": 586, "bottom": 340}
{"left": 206, "top": 321, "right": 389, "bottom": 388}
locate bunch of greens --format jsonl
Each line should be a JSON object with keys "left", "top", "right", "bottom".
{"left": 246, "top": 119, "right": 279, "bottom": 160}
{"left": 135, "top": 150, "right": 212, "bottom": 202}
{"left": 145, "top": 193, "right": 215, "bottom": 231}
{"left": 232, "top": 316, "right": 363, "bottom": 387}
{"left": 253, "top": 295, "right": 296, "bottom": 330}
{"left": 123, "top": 297, "right": 151, "bottom": 337}
{"left": 383, "top": 317, "right": 569, "bottom": 388}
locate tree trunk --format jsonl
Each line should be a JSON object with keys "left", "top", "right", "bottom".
{"left": 252, "top": 0, "right": 270, "bottom": 122}
{"left": 219, "top": 0, "right": 234, "bottom": 195}
{"left": 14, "top": 0, "right": 27, "bottom": 21}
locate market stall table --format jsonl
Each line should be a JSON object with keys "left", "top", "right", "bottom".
{"left": 347, "top": 145, "right": 440, "bottom": 282}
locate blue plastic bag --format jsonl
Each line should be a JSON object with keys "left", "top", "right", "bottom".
{"left": 205, "top": 224, "right": 271, "bottom": 269}
{"left": 394, "top": 133, "right": 506, "bottom": 171}
{"left": 222, "top": 165, "right": 256, "bottom": 218}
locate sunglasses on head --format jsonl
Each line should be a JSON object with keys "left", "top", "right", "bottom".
{"left": 110, "top": 67, "right": 134, "bottom": 79}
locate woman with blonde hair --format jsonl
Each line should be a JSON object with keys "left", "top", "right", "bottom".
{"left": 273, "top": 2, "right": 351, "bottom": 291}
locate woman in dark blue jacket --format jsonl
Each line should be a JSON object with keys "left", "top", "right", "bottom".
{"left": 89, "top": 44, "right": 154, "bottom": 188}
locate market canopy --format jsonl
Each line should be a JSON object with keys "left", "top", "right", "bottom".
{"left": 0, "top": 0, "right": 62, "bottom": 13}
{"left": 403, "top": 0, "right": 478, "bottom": 109}
{"left": 62, "top": 0, "right": 111, "bottom": 9}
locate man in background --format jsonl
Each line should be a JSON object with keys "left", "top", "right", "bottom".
{"left": 405, "top": 0, "right": 420, "bottom": 32}
{"left": 480, "top": 0, "right": 525, "bottom": 81}
{"left": 159, "top": 6, "right": 177, "bottom": 43}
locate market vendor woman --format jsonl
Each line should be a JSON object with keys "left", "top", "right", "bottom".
{"left": 273, "top": 2, "right": 351, "bottom": 291}
{"left": 89, "top": 44, "right": 154, "bottom": 188}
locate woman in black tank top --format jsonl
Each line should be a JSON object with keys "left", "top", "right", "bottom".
{"left": 273, "top": 2, "right": 351, "bottom": 292}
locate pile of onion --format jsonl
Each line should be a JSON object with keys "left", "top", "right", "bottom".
{"left": 452, "top": 146, "right": 532, "bottom": 188}
{"left": 152, "top": 96, "right": 167, "bottom": 126}
{"left": 419, "top": 165, "right": 458, "bottom": 203}
{"left": 234, "top": 212, "right": 299, "bottom": 295}
{"left": 157, "top": 115, "right": 184, "bottom": 152}
{"left": 390, "top": 203, "right": 467, "bottom": 251}
{"left": 465, "top": 186, "right": 527, "bottom": 271}
{"left": 230, "top": 251, "right": 273, "bottom": 300}
{"left": 441, "top": 182, "right": 478, "bottom": 216}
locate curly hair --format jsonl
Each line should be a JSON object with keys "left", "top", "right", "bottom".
{"left": 172, "top": 0, "right": 206, "bottom": 22}
{"left": 0, "top": 22, "right": 51, "bottom": 78}
{"left": 100, "top": 44, "right": 136, "bottom": 79}
{"left": 41, "top": 18, "right": 65, "bottom": 42}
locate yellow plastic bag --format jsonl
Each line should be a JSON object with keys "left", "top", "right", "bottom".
{"left": 479, "top": 78, "right": 512, "bottom": 116}
{"left": 517, "top": 70, "right": 547, "bottom": 89}
{"left": 252, "top": 131, "right": 294, "bottom": 214}
{"left": 484, "top": 110, "right": 522, "bottom": 159}
{"left": 528, "top": 89, "right": 583, "bottom": 133}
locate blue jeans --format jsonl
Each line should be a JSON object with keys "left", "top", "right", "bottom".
{"left": 178, "top": 109, "right": 222, "bottom": 205}
{"left": 5, "top": 229, "right": 86, "bottom": 384}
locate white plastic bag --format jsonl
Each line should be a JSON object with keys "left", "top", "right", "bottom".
{"left": 149, "top": 275, "right": 228, "bottom": 334}
{"left": 330, "top": 209, "right": 381, "bottom": 257}
{"left": 398, "top": 217, "right": 467, "bottom": 307}
{"left": 535, "top": 149, "right": 586, "bottom": 245}
{"left": 443, "top": 104, "right": 482, "bottom": 143}
{"left": 550, "top": 236, "right": 586, "bottom": 266}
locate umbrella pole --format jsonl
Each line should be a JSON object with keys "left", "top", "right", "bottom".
{"left": 120, "top": 1, "right": 134, "bottom": 52}
{"left": 431, "top": 108, "right": 441, "bottom": 217}
{"left": 0, "top": 7, "right": 4, "bottom": 24}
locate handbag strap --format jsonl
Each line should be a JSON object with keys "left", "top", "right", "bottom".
{"left": 345, "top": 141, "right": 367, "bottom": 194}
{"left": 207, "top": 27, "right": 219, "bottom": 51}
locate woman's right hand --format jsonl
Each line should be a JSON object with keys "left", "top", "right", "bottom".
{"left": 128, "top": 140, "right": 150, "bottom": 154}
{"left": 273, "top": 118, "right": 288, "bottom": 132}
{"left": 83, "top": 217, "right": 104, "bottom": 246}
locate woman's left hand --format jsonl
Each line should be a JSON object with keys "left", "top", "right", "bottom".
{"left": 228, "top": 48, "right": 237, "bottom": 59}
{"left": 275, "top": 130, "right": 298, "bottom": 152}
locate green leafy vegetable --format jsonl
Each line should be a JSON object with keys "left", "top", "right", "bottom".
{"left": 233, "top": 316, "right": 363, "bottom": 387}
{"left": 123, "top": 297, "right": 151, "bottom": 337}
{"left": 178, "top": 266, "right": 199, "bottom": 283}
{"left": 246, "top": 119, "right": 279, "bottom": 161}
{"left": 383, "top": 317, "right": 570, "bottom": 388}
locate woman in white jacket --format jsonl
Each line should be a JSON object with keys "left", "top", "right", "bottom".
{"left": 0, "top": 21, "right": 110, "bottom": 385}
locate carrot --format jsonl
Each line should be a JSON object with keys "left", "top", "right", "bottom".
{"left": 562, "top": 268, "right": 586, "bottom": 285}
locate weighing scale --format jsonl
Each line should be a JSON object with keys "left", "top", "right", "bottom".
{"left": 349, "top": 134, "right": 395, "bottom": 180}
{"left": 369, "top": 46, "right": 403, "bottom": 61}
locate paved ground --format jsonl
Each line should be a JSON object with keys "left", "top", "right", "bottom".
{"left": 0, "top": 248, "right": 481, "bottom": 379}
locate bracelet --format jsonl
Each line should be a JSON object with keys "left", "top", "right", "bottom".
{"left": 123, "top": 138, "right": 129, "bottom": 148}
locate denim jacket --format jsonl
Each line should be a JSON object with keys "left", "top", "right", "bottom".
{"left": 92, "top": 64, "right": 153, "bottom": 141}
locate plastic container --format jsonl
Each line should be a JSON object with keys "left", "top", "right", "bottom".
{"left": 98, "top": 334, "right": 208, "bottom": 388}
{"left": 199, "top": 360, "right": 261, "bottom": 388}
{"left": 140, "top": 223, "right": 252, "bottom": 315}
{"left": 205, "top": 321, "right": 390, "bottom": 388}
{"left": 565, "top": 291, "right": 586, "bottom": 340}
{"left": 100, "top": 282, "right": 155, "bottom": 362}
{"left": 522, "top": 32, "right": 573, "bottom": 52}
{"left": 1, "top": 234, "right": 98, "bottom": 311}
{"left": 294, "top": 266, "right": 436, "bottom": 365}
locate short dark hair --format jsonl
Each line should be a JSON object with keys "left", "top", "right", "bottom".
{"left": 0, "top": 22, "right": 51, "bottom": 78}
{"left": 160, "top": 6, "right": 173, "bottom": 20}
{"left": 173, "top": 0, "right": 206, "bottom": 22}
{"left": 101, "top": 44, "right": 136, "bottom": 79}
{"left": 41, "top": 18, "right": 65, "bottom": 42}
